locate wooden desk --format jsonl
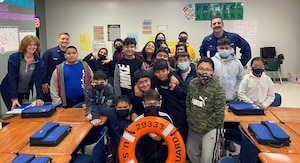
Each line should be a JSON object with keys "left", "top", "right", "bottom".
{"left": 286, "top": 122, "right": 300, "bottom": 136}
{"left": 0, "top": 121, "right": 45, "bottom": 153}
{"left": 259, "top": 153, "right": 300, "bottom": 163}
{"left": 224, "top": 106, "right": 280, "bottom": 123}
{"left": 240, "top": 122, "right": 300, "bottom": 154}
{"left": 0, "top": 153, "right": 16, "bottom": 162}
{"left": 269, "top": 107, "right": 300, "bottom": 123}
{"left": 2, "top": 108, "right": 65, "bottom": 123}
{"left": 19, "top": 123, "right": 92, "bottom": 155}
{"left": 51, "top": 108, "right": 87, "bottom": 123}
{"left": 35, "top": 154, "right": 72, "bottom": 163}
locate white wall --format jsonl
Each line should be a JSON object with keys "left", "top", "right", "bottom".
{"left": 44, "top": 0, "right": 300, "bottom": 77}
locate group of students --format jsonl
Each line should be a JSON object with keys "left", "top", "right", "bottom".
{"left": 0, "top": 15, "right": 277, "bottom": 163}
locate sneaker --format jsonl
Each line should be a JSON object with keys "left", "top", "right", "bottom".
{"left": 227, "top": 141, "right": 236, "bottom": 152}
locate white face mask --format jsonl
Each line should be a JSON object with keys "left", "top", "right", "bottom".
{"left": 177, "top": 62, "right": 189, "bottom": 70}
{"left": 218, "top": 50, "right": 231, "bottom": 58}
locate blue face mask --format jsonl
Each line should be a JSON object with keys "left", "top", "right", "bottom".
{"left": 177, "top": 62, "right": 190, "bottom": 70}
{"left": 218, "top": 50, "right": 231, "bottom": 58}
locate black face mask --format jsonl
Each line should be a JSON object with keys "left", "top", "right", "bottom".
{"left": 155, "top": 39, "right": 165, "bottom": 46}
{"left": 252, "top": 68, "right": 264, "bottom": 75}
{"left": 99, "top": 55, "right": 106, "bottom": 60}
{"left": 94, "top": 84, "right": 105, "bottom": 91}
{"left": 144, "top": 106, "right": 160, "bottom": 117}
{"left": 116, "top": 109, "right": 130, "bottom": 119}
{"left": 198, "top": 73, "right": 213, "bottom": 82}
{"left": 179, "top": 37, "right": 187, "bottom": 43}
{"left": 116, "top": 45, "right": 123, "bottom": 52}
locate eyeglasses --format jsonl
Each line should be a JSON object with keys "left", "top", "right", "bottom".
{"left": 197, "top": 67, "right": 213, "bottom": 72}
{"left": 146, "top": 44, "right": 155, "bottom": 49}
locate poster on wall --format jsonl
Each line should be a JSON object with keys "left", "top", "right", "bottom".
{"left": 127, "top": 33, "right": 139, "bottom": 50}
{"left": 182, "top": 4, "right": 195, "bottom": 20}
{"left": 94, "top": 26, "right": 104, "bottom": 41}
{"left": 92, "top": 41, "right": 105, "bottom": 53}
{"left": 0, "top": 26, "right": 19, "bottom": 54}
{"left": 19, "top": 30, "right": 36, "bottom": 42}
{"left": 107, "top": 24, "right": 120, "bottom": 41}
{"left": 157, "top": 25, "right": 168, "bottom": 39}
{"left": 195, "top": 2, "right": 243, "bottom": 21}
{"left": 142, "top": 20, "right": 152, "bottom": 34}
{"left": 80, "top": 33, "right": 91, "bottom": 50}
{"left": 234, "top": 21, "right": 257, "bottom": 48}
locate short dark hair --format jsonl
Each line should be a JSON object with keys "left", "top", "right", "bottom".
{"left": 113, "top": 38, "right": 123, "bottom": 46}
{"left": 123, "top": 37, "right": 136, "bottom": 46}
{"left": 98, "top": 47, "right": 108, "bottom": 54}
{"left": 250, "top": 57, "right": 266, "bottom": 66}
{"left": 210, "top": 15, "right": 223, "bottom": 24}
{"left": 93, "top": 70, "right": 107, "bottom": 80}
{"left": 154, "top": 48, "right": 169, "bottom": 59}
{"left": 217, "top": 38, "right": 231, "bottom": 46}
{"left": 176, "top": 42, "right": 187, "bottom": 52}
{"left": 66, "top": 45, "right": 77, "bottom": 51}
{"left": 197, "top": 57, "right": 215, "bottom": 70}
{"left": 116, "top": 95, "right": 131, "bottom": 105}
{"left": 175, "top": 52, "right": 190, "bottom": 61}
{"left": 133, "top": 69, "right": 150, "bottom": 83}
{"left": 143, "top": 89, "right": 160, "bottom": 102}
{"left": 153, "top": 59, "right": 169, "bottom": 72}
{"left": 179, "top": 31, "right": 188, "bottom": 36}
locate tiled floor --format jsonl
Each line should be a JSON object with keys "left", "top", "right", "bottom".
{"left": 274, "top": 81, "right": 300, "bottom": 108}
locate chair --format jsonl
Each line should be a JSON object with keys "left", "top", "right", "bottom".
{"left": 270, "top": 93, "right": 282, "bottom": 107}
{"left": 265, "top": 58, "right": 282, "bottom": 84}
{"left": 219, "top": 126, "right": 258, "bottom": 163}
{"left": 71, "top": 126, "right": 108, "bottom": 163}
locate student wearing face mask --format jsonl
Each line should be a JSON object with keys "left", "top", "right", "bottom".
{"left": 90, "top": 95, "right": 133, "bottom": 151}
{"left": 113, "top": 38, "right": 124, "bottom": 64}
{"left": 211, "top": 38, "right": 244, "bottom": 153}
{"left": 83, "top": 47, "right": 115, "bottom": 86}
{"left": 85, "top": 70, "right": 115, "bottom": 121}
{"left": 175, "top": 52, "right": 197, "bottom": 86}
{"left": 212, "top": 38, "right": 244, "bottom": 103}
{"left": 154, "top": 32, "right": 166, "bottom": 49}
{"left": 135, "top": 89, "right": 173, "bottom": 163}
{"left": 238, "top": 57, "right": 275, "bottom": 110}
{"left": 170, "top": 31, "right": 197, "bottom": 60}
{"left": 186, "top": 57, "right": 225, "bottom": 163}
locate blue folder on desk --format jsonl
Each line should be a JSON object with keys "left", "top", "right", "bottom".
{"left": 21, "top": 104, "right": 56, "bottom": 118}
{"left": 30, "top": 122, "right": 71, "bottom": 146}
{"left": 228, "top": 102, "right": 264, "bottom": 115}
{"left": 12, "top": 154, "right": 51, "bottom": 163}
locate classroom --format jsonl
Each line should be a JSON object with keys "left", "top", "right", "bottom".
{"left": 1, "top": 0, "right": 300, "bottom": 162}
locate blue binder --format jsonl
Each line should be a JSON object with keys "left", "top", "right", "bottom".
{"left": 248, "top": 121, "right": 290, "bottom": 147}
{"left": 228, "top": 102, "right": 264, "bottom": 115}
{"left": 12, "top": 154, "right": 51, "bottom": 163}
{"left": 30, "top": 122, "right": 71, "bottom": 146}
{"left": 21, "top": 104, "right": 56, "bottom": 118}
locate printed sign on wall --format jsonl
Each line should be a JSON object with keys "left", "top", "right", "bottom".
{"left": 195, "top": 2, "right": 243, "bottom": 21}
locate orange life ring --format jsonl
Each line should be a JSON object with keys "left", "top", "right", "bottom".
{"left": 118, "top": 116, "right": 186, "bottom": 163}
